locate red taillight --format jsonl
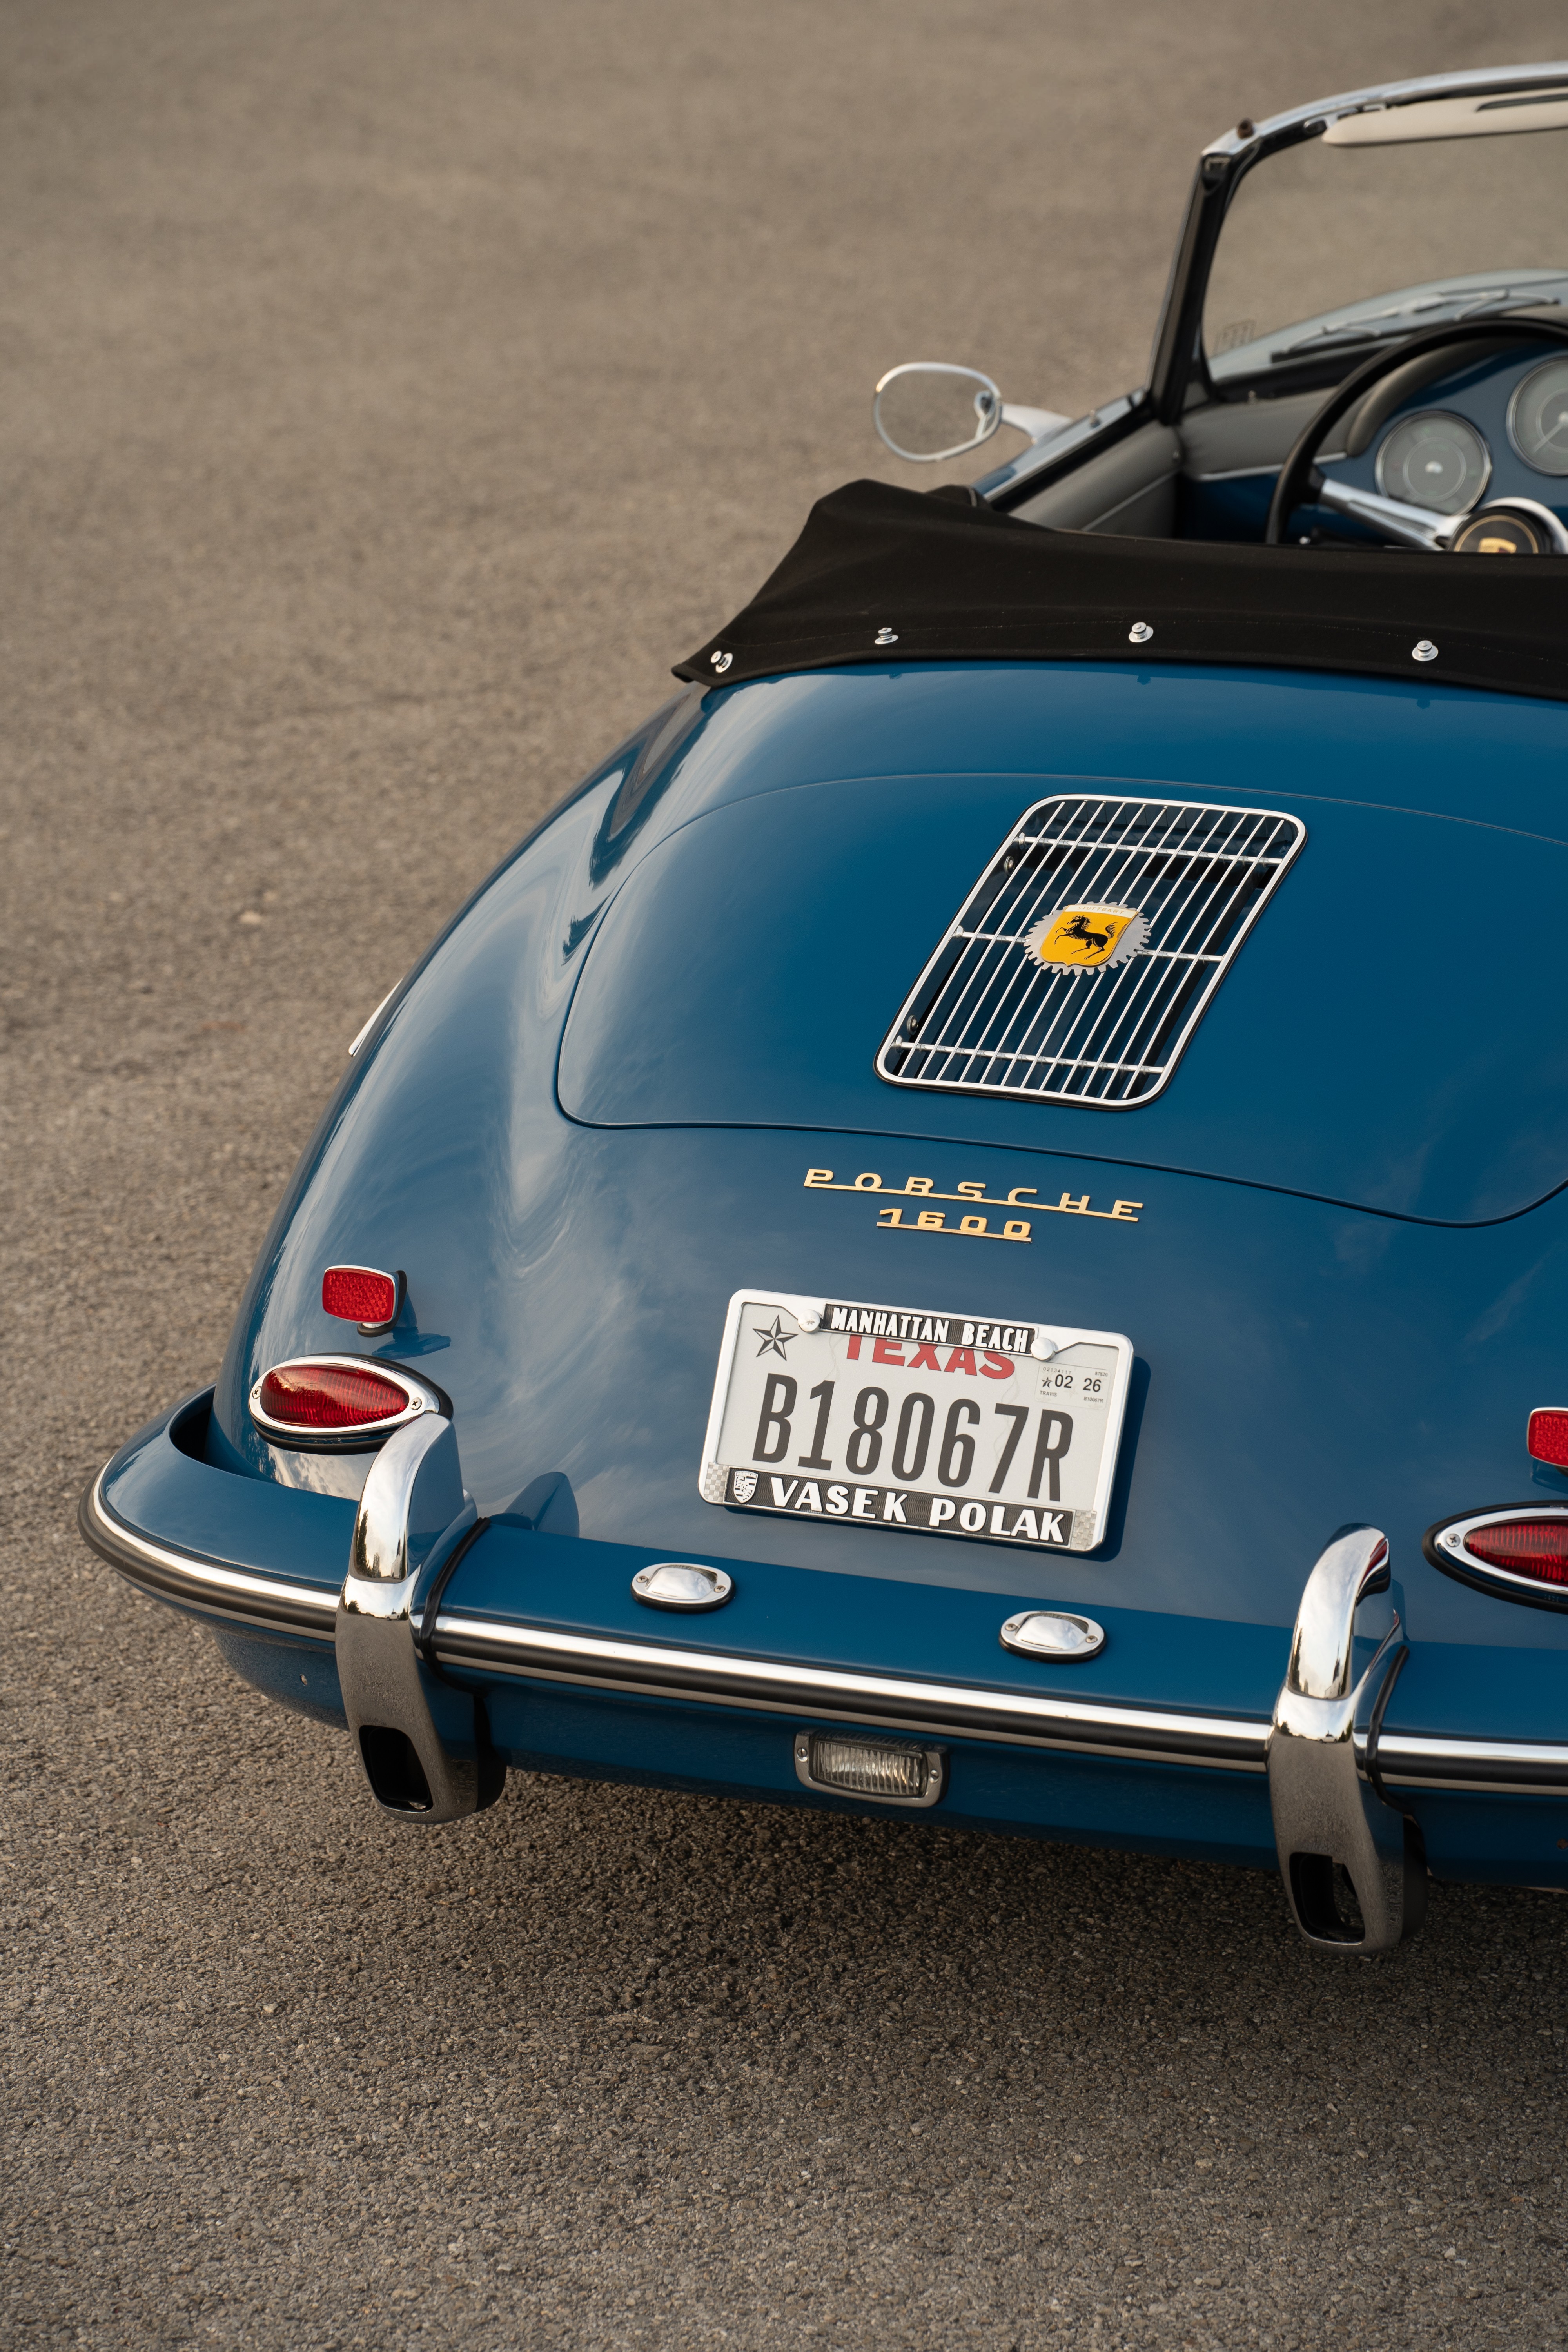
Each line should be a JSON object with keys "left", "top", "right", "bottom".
{"left": 322, "top": 1265, "right": 399, "bottom": 1326}
{"left": 1462, "top": 1518, "right": 1568, "bottom": 1587}
{"left": 258, "top": 1362, "right": 410, "bottom": 1430}
{"left": 1527, "top": 1407, "right": 1568, "bottom": 1468}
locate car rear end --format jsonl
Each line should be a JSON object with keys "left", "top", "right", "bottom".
{"left": 84, "top": 659, "right": 1568, "bottom": 1949}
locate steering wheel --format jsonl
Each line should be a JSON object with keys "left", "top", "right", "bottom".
{"left": 1263, "top": 316, "right": 1568, "bottom": 548}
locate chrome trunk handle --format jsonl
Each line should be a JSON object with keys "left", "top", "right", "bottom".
{"left": 1267, "top": 1526, "right": 1426, "bottom": 1953}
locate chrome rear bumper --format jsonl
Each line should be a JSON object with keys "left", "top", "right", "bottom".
{"left": 82, "top": 1463, "right": 338, "bottom": 1638}
{"left": 81, "top": 1416, "right": 1568, "bottom": 1937}
{"left": 430, "top": 1608, "right": 1270, "bottom": 1768}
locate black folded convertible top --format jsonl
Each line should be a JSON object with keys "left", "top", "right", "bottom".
{"left": 675, "top": 477, "right": 1568, "bottom": 705}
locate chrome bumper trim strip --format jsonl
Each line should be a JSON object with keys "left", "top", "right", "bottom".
{"left": 79, "top": 1469, "right": 338, "bottom": 1639}
{"left": 430, "top": 1613, "right": 1270, "bottom": 1769}
{"left": 1374, "top": 1733, "right": 1568, "bottom": 1795}
{"left": 79, "top": 1480, "right": 1568, "bottom": 1792}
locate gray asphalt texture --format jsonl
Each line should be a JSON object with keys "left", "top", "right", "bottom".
{"left": 6, "top": 4, "right": 1568, "bottom": 2346}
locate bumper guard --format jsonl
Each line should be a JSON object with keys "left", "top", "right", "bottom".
{"left": 335, "top": 1417, "right": 503, "bottom": 1822}
{"left": 1267, "top": 1526, "right": 1426, "bottom": 1953}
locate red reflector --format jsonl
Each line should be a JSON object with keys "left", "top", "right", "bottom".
{"left": 1463, "top": 1518, "right": 1568, "bottom": 1587}
{"left": 258, "top": 1362, "right": 410, "bottom": 1430}
{"left": 1527, "top": 1408, "right": 1568, "bottom": 1468}
{"left": 322, "top": 1265, "right": 398, "bottom": 1326}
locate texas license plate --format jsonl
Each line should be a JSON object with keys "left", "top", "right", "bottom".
{"left": 699, "top": 1290, "right": 1133, "bottom": 1552}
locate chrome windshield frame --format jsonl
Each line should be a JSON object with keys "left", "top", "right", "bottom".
{"left": 1145, "top": 61, "right": 1568, "bottom": 427}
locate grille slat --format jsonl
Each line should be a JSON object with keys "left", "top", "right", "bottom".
{"left": 878, "top": 793, "right": 1306, "bottom": 1110}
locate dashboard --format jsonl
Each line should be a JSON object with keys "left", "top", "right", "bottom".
{"left": 1183, "top": 339, "right": 1568, "bottom": 545}
{"left": 1325, "top": 343, "right": 1568, "bottom": 521}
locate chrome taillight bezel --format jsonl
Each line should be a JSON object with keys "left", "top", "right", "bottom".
{"left": 1424, "top": 1503, "right": 1568, "bottom": 1615}
{"left": 248, "top": 1354, "right": 446, "bottom": 1452}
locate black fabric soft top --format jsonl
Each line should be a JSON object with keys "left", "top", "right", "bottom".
{"left": 674, "top": 477, "right": 1568, "bottom": 705}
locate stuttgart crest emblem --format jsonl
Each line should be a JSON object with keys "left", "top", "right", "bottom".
{"left": 731, "top": 1470, "right": 759, "bottom": 1503}
{"left": 1024, "top": 902, "right": 1150, "bottom": 976}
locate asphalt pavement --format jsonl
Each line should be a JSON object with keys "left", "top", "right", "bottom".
{"left": 5, "top": 3, "right": 1568, "bottom": 2346}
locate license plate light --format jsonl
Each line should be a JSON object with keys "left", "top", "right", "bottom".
{"left": 793, "top": 1731, "right": 945, "bottom": 1807}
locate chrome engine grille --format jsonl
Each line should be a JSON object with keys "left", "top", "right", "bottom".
{"left": 877, "top": 794, "right": 1306, "bottom": 1109}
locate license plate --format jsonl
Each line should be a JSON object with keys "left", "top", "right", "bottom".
{"left": 699, "top": 1290, "right": 1132, "bottom": 1552}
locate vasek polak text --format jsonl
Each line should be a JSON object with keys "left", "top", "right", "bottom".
{"left": 803, "top": 1168, "right": 1143, "bottom": 1241}
{"left": 721, "top": 1465, "right": 1074, "bottom": 1547}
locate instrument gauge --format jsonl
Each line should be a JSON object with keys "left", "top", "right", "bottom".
{"left": 1374, "top": 412, "right": 1490, "bottom": 514}
{"left": 1507, "top": 359, "right": 1568, "bottom": 476}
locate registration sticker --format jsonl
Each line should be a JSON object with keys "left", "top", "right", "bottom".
{"left": 699, "top": 1290, "right": 1133, "bottom": 1553}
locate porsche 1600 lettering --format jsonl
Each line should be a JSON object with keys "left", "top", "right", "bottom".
{"left": 84, "top": 62, "right": 1568, "bottom": 1952}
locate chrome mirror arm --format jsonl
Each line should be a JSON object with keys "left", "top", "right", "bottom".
{"left": 998, "top": 403, "right": 1072, "bottom": 445}
{"left": 1267, "top": 1526, "right": 1426, "bottom": 1953}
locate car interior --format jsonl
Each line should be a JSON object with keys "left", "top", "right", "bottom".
{"left": 1009, "top": 334, "right": 1568, "bottom": 550}
{"left": 979, "top": 76, "right": 1568, "bottom": 555}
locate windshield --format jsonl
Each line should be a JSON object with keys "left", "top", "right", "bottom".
{"left": 1203, "top": 128, "right": 1568, "bottom": 382}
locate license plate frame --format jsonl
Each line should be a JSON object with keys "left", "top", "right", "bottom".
{"left": 699, "top": 1289, "right": 1133, "bottom": 1553}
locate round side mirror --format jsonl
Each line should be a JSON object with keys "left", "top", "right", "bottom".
{"left": 873, "top": 362, "right": 1003, "bottom": 462}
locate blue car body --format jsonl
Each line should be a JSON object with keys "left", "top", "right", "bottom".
{"left": 85, "top": 66, "right": 1568, "bottom": 1952}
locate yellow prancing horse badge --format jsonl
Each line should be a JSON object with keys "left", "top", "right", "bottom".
{"left": 1024, "top": 901, "right": 1150, "bottom": 975}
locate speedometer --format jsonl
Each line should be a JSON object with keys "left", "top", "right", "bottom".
{"left": 1507, "top": 359, "right": 1568, "bottom": 475}
{"left": 1375, "top": 412, "right": 1491, "bottom": 514}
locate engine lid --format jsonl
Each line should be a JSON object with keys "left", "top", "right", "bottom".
{"left": 557, "top": 769, "right": 1568, "bottom": 1225}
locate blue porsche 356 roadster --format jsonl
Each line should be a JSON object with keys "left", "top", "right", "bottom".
{"left": 85, "top": 64, "right": 1568, "bottom": 1952}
